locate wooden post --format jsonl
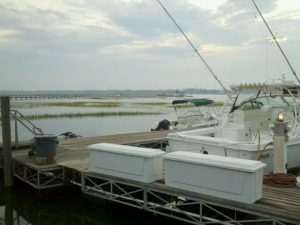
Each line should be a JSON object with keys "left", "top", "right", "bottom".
{"left": 4, "top": 190, "right": 14, "bottom": 225}
{"left": 1, "top": 97, "right": 13, "bottom": 186}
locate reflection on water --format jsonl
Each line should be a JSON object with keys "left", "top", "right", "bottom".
{"left": 0, "top": 182, "right": 183, "bottom": 225}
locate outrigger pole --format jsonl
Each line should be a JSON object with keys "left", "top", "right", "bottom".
{"left": 156, "top": 0, "right": 231, "bottom": 98}
{"left": 251, "top": 0, "right": 300, "bottom": 85}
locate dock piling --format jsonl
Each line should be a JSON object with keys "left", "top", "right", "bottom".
{"left": 1, "top": 96, "right": 13, "bottom": 187}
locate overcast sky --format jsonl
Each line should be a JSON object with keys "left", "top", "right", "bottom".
{"left": 1, "top": 0, "right": 300, "bottom": 90}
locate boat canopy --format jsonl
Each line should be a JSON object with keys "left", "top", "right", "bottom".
{"left": 172, "top": 99, "right": 214, "bottom": 107}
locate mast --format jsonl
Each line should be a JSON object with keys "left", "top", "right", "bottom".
{"left": 251, "top": 0, "right": 300, "bottom": 85}
{"left": 156, "top": 0, "right": 231, "bottom": 98}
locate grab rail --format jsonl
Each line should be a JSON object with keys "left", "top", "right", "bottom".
{"left": 10, "top": 110, "right": 43, "bottom": 148}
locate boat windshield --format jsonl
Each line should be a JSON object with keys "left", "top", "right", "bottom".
{"left": 237, "top": 96, "right": 292, "bottom": 110}
{"left": 226, "top": 83, "right": 300, "bottom": 116}
{"left": 234, "top": 93, "right": 295, "bottom": 111}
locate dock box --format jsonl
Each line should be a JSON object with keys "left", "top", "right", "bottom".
{"left": 164, "top": 151, "right": 266, "bottom": 204}
{"left": 88, "top": 143, "right": 165, "bottom": 183}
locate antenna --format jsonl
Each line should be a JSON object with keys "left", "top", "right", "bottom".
{"left": 251, "top": 0, "right": 300, "bottom": 85}
{"left": 156, "top": 0, "right": 231, "bottom": 98}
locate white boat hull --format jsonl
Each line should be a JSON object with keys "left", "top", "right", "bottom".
{"left": 168, "top": 128, "right": 300, "bottom": 172}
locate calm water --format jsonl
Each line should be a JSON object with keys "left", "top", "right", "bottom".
{"left": 0, "top": 94, "right": 227, "bottom": 142}
{"left": 0, "top": 182, "right": 185, "bottom": 225}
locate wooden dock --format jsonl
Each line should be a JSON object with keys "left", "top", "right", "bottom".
{"left": 11, "top": 130, "right": 300, "bottom": 225}
{"left": 13, "top": 130, "right": 170, "bottom": 169}
{"left": 12, "top": 130, "right": 170, "bottom": 189}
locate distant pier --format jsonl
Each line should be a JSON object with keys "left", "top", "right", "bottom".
{"left": 1, "top": 94, "right": 89, "bottom": 100}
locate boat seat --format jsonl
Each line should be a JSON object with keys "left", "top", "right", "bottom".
{"left": 228, "top": 106, "right": 272, "bottom": 131}
{"left": 217, "top": 122, "right": 253, "bottom": 142}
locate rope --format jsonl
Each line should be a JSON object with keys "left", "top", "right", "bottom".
{"left": 263, "top": 173, "right": 296, "bottom": 188}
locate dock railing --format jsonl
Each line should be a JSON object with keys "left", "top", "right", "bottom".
{"left": 10, "top": 110, "right": 43, "bottom": 148}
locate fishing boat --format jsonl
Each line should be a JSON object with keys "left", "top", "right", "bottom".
{"left": 151, "top": 98, "right": 218, "bottom": 131}
{"left": 171, "top": 98, "right": 218, "bottom": 129}
{"left": 156, "top": 0, "right": 300, "bottom": 171}
{"left": 167, "top": 82, "right": 300, "bottom": 171}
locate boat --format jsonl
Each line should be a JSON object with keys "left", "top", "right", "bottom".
{"left": 157, "top": 0, "right": 300, "bottom": 171}
{"left": 167, "top": 82, "right": 300, "bottom": 171}
{"left": 171, "top": 98, "right": 219, "bottom": 129}
{"left": 151, "top": 98, "right": 219, "bottom": 131}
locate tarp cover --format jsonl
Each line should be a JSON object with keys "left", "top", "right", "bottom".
{"left": 172, "top": 99, "right": 214, "bottom": 106}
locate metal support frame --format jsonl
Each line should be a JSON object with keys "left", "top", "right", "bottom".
{"left": 82, "top": 172, "right": 290, "bottom": 225}
{"left": 13, "top": 160, "right": 65, "bottom": 189}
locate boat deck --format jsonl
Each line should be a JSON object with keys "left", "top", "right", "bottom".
{"left": 11, "top": 130, "right": 300, "bottom": 224}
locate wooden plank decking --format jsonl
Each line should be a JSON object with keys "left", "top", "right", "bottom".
{"left": 12, "top": 130, "right": 170, "bottom": 169}
{"left": 11, "top": 130, "right": 300, "bottom": 224}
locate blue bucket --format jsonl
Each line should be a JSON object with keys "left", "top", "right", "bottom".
{"left": 34, "top": 134, "right": 58, "bottom": 157}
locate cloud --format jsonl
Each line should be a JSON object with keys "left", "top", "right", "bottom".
{"left": 0, "top": 27, "right": 19, "bottom": 43}
{"left": 187, "top": 0, "right": 226, "bottom": 13}
{"left": 0, "top": 28, "right": 19, "bottom": 37}
{"left": 98, "top": 33, "right": 188, "bottom": 55}
{"left": 0, "top": 0, "right": 300, "bottom": 90}
{"left": 200, "top": 43, "right": 247, "bottom": 54}
{"left": 245, "top": 0, "right": 300, "bottom": 24}
{"left": 265, "top": 9, "right": 300, "bottom": 21}
{"left": 217, "top": 10, "right": 247, "bottom": 26}
{"left": 0, "top": 0, "right": 131, "bottom": 36}
{"left": 115, "top": 0, "right": 142, "bottom": 3}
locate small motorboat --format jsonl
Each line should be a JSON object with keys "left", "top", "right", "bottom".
{"left": 151, "top": 98, "right": 219, "bottom": 131}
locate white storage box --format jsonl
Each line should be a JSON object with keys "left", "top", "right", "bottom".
{"left": 88, "top": 143, "right": 165, "bottom": 183}
{"left": 164, "top": 151, "right": 266, "bottom": 204}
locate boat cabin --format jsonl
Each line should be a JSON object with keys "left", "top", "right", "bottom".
{"left": 221, "top": 83, "right": 300, "bottom": 141}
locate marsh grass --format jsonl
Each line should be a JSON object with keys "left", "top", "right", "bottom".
{"left": 170, "top": 104, "right": 195, "bottom": 109}
{"left": 24, "top": 111, "right": 163, "bottom": 120}
{"left": 46, "top": 102, "right": 121, "bottom": 107}
{"left": 211, "top": 101, "right": 224, "bottom": 107}
{"left": 12, "top": 101, "right": 122, "bottom": 108}
{"left": 170, "top": 101, "right": 224, "bottom": 108}
{"left": 133, "top": 102, "right": 169, "bottom": 106}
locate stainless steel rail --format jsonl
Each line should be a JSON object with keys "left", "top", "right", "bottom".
{"left": 10, "top": 110, "right": 43, "bottom": 148}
